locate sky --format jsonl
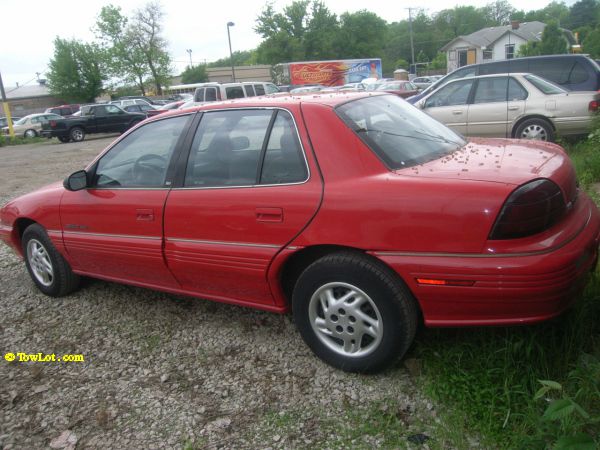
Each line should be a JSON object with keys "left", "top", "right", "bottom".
{"left": 0, "top": 0, "right": 567, "bottom": 89}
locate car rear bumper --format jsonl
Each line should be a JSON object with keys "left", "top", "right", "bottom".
{"left": 371, "top": 193, "right": 600, "bottom": 327}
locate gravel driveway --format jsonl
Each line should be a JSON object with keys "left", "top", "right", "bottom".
{"left": 0, "top": 136, "right": 440, "bottom": 449}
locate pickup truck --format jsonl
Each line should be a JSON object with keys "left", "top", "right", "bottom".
{"left": 41, "top": 104, "right": 146, "bottom": 143}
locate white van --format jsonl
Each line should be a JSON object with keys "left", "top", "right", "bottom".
{"left": 193, "top": 82, "right": 280, "bottom": 103}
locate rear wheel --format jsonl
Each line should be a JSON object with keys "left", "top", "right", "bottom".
{"left": 514, "top": 118, "right": 554, "bottom": 142}
{"left": 292, "top": 252, "right": 418, "bottom": 373}
{"left": 22, "top": 224, "right": 80, "bottom": 297}
{"left": 69, "top": 127, "right": 85, "bottom": 142}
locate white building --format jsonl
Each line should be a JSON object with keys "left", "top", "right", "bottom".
{"left": 440, "top": 21, "right": 572, "bottom": 73}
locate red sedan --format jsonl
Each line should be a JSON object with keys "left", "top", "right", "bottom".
{"left": 1, "top": 92, "right": 598, "bottom": 373}
{"left": 374, "top": 80, "right": 419, "bottom": 98}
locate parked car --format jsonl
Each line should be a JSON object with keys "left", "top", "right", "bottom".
{"left": 117, "top": 96, "right": 167, "bottom": 106}
{"left": 110, "top": 98, "right": 153, "bottom": 108}
{"left": 2, "top": 92, "right": 598, "bottom": 373}
{"left": 45, "top": 104, "right": 80, "bottom": 116}
{"left": 375, "top": 81, "right": 419, "bottom": 98}
{"left": 411, "top": 76, "right": 440, "bottom": 90}
{"left": 123, "top": 104, "right": 157, "bottom": 116}
{"left": 146, "top": 101, "right": 186, "bottom": 117}
{"left": 415, "top": 73, "right": 600, "bottom": 141}
{"left": 1, "top": 113, "right": 63, "bottom": 138}
{"left": 408, "top": 54, "right": 600, "bottom": 104}
{"left": 0, "top": 116, "right": 22, "bottom": 128}
{"left": 289, "top": 85, "right": 326, "bottom": 94}
{"left": 41, "top": 104, "right": 146, "bottom": 143}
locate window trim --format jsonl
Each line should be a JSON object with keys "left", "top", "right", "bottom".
{"left": 174, "top": 107, "right": 311, "bottom": 191}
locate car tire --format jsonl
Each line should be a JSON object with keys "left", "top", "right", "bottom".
{"left": 24, "top": 129, "right": 37, "bottom": 138}
{"left": 69, "top": 127, "right": 85, "bottom": 142}
{"left": 292, "top": 251, "right": 418, "bottom": 373}
{"left": 58, "top": 136, "right": 70, "bottom": 143}
{"left": 514, "top": 118, "right": 554, "bottom": 142}
{"left": 22, "top": 224, "right": 80, "bottom": 297}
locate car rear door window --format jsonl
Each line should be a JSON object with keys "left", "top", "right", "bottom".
{"left": 244, "top": 85, "right": 255, "bottom": 97}
{"left": 205, "top": 87, "right": 217, "bottom": 101}
{"left": 473, "top": 77, "right": 508, "bottom": 103}
{"left": 94, "top": 115, "right": 189, "bottom": 188}
{"left": 184, "top": 110, "right": 272, "bottom": 187}
{"left": 508, "top": 78, "right": 528, "bottom": 100}
{"left": 254, "top": 84, "right": 265, "bottom": 95}
{"left": 569, "top": 61, "right": 589, "bottom": 84}
{"left": 225, "top": 86, "right": 245, "bottom": 99}
{"left": 260, "top": 111, "right": 308, "bottom": 184}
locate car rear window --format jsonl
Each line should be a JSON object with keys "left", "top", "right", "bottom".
{"left": 524, "top": 74, "right": 566, "bottom": 95}
{"left": 336, "top": 95, "right": 465, "bottom": 170}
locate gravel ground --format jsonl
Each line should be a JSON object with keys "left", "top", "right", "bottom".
{"left": 0, "top": 137, "right": 443, "bottom": 449}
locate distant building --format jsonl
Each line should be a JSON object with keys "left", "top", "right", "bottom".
{"left": 206, "top": 65, "right": 272, "bottom": 83}
{"left": 5, "top": 80, "right": 65, "bottom": 116}
{"left": 441, "top": 21, "right": 575, "bottom": 73}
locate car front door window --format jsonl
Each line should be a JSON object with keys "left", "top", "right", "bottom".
{"left": 426, "top": 79, "right": 474, "bottom": 108}
{"left": 94, "top": 115, "right": 189, "bottom": 188}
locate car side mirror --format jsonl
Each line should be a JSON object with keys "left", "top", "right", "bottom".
{"left": 64, "top": 170, "right": 88, "bottom": 191}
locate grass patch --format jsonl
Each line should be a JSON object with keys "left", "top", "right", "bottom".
{"left": 0, "top": 134, "right": 47, "bottom": 147}
{"left": 416, "top": 126, "right": 600, "bottom": 449}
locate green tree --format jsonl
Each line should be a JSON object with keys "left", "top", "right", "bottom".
{"left": 583, "top": 27, "right": 600, "bottom": 57}
{"left": 538, "top": 20, "right": 569, "bottom": 54}
{"left": 129, "top": 1, "right": 172, "bottom": 94}
{"left": 335, "top": 10, "right": 387, "bottom": 59}
{"left": 482, "top": 0, "right": 516, "bottom": 25}
{"left": 46, "top": 37, "right": 105, "bottom": 103}
{"left": 180, "top": 65, "right": 208, "bottom": 84}
{"left": 570, "top": 0, "right": 600, "bottom": 29}
{"left": 209, "top": 50, "right": 257, "bottom": 68}
{"left": 516, "top": 40, "right": 540, "bottom": 56}
{"left": 95, "top": 4, "right": 149, "bottom": 94}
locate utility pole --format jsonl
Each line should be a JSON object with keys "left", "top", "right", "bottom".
{"left": 0, "top": 70, "right": 15, "bottom": 138}
{"left": 406, "top": 8, "right": 416, "bottom": 76}
{"left": 186, "top": 49, "right": 193, "bottom": 67}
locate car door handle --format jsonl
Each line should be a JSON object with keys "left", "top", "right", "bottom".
{"left": 508, "top": 106, "right": 520, "bottom": 111}
{"left": 136, "top": 209, "right": 155, "bottom": 221}
{"left": 256, "top": 207, "right": 283, "bottom": 223}
{"left": 452, "top": 110, "right": 463, "bottom": 115}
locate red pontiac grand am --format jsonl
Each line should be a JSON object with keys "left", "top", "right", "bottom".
{"left": 1, "top": 93, "right": 599, "bottom": 372}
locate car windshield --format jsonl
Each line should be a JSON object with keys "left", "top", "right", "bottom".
{"left": 336, "top": 95, "right": 466, "bottom": 170}
{"left": 524, "top": 74, "right": 566, "bottom": 95}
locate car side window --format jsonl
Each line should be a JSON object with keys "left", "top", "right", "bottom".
{"left": 473, "top": 77, "right": 508, "bottom": 104}
{"left": 569, "top": 61, "right": 589, "bottom": 84}
{"left": 244, "top": 85, "right": 255, "bottom": 97}
{"left": 205, "top": 87, "right": 217, "bottom": 101}
{"left": 425, "top": 79, "right": 474, "bottom": 108}
{"left": 194, "top": 88, "right": 205, "bottom": 102}
{"left": 93, "top": 115, "right": 189, "bottom": 188}
{"left": 254, "top": 84, "right": 265, "bottom": 95}
{"left": 106, "top": 105, "right": 122, "bottom": 115}
{"left": 260, "top": 111, "right": 308, "bottom": 184}
{"left": 508, "top": 78, "right": 528, "bottom": 101}
{"left": 184, "top": 110, "right": 272, "bottom": 187}
{"left": 225, "top": 86, "right": 245, "bottom": 99}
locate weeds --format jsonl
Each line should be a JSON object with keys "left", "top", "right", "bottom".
{"left": 0, "top": 135, "right": 46, "bottom": 147}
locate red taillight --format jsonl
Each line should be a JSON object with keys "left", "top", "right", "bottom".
{"left": 589, "top": 100, "right": 599, "bottom": 112}
{"left": 489, "top": 179, "right": 567, "bottom": 240}
{"left": 49, "top": 120, "right": 57, "bottom": 128}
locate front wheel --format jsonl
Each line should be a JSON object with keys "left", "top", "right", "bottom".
{"left": 24, "top": 129, "right": 37, "bottom": 138}
{"left": 292, "top": 252, "right": 418, "bottom": 373}
{"left": 69, "top": 127, "right": 85, "bottom": 142}
{"left": 514, "top": 118, "right": 554, "bottom": 142}
{"left": 22, "top": 224, "right": 80, "bottom": 297}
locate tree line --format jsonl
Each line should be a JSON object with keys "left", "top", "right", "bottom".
{"left": 47, "top": 0, "right": 600, "bottom": 102}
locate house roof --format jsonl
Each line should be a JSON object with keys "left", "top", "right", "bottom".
{"left": 5, "top": 83, "right": 51, "bottom": 100}
{"left": 441, "top": 21, "right": 547, "bottom": 51}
